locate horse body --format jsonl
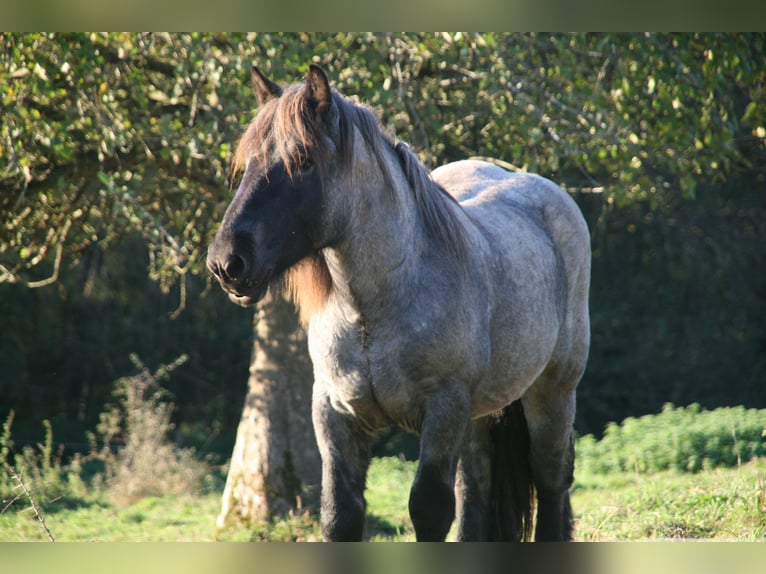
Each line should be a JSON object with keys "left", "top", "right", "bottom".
{"left": 208, "top": 64, "right": 590, "bottom": 541}
{"left": 434, "top": 161, "right": 590, "bottom": 413}
{"left": 311, "top": 159, "right": 585, "bottom": 424}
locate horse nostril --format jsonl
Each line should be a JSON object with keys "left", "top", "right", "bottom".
{"left": 222, "top": 254, "right": 247, "bottom": 281}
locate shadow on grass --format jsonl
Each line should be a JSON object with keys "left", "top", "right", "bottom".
{"left": 39, "top": 495, "right": 107, "bottom": 515}
{"left": 366, "top": 513, "right": 406, "bottom": 540}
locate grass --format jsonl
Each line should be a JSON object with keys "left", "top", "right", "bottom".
{"left": 3, "top": 392, "right": 764, "bottom": 542}
{"left": 0, "top": 493, "right": 227, "bottom": 542}
{"left": 365, "top": 456, "right": 416, "bottom": 541}
{"left": 572, "top": 458, "right": 766, "bottom": 541}
{"left": 2, "top": 456, "right": 765, "bottom": 542}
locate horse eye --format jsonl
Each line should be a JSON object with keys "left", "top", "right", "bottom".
{"left": 295, "top": 155, "right": 314, "bottom": 175}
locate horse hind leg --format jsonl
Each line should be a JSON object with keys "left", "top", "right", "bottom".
{"left": 521, "top": 385, "right": 577, "bottom": 541}
{"left": 454, "top": 419, "right": 493, "bottom": 541}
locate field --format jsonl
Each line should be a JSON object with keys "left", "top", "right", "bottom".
{"left": 2, "top": 456, "right": 765, "bottom": 542}
{"left": 2, "top": 404, "right": 765, "bottom": 542}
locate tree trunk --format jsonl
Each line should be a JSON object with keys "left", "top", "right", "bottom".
{"left": 217, "top": 291, "right": 320, "bottom": 528}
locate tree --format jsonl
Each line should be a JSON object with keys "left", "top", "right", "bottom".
{"left": 2, "top": 33, "right": 764, "bottom": 528}
{"left": 0, "top": 32, "right": 240, "bottom": 294}
{"left": 217, "top": 291, "right": 320, "bottom": 528}
{"left": 1, "top": 32, "right": 325, "bottom": 523}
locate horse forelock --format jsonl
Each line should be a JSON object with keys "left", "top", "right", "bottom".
{"left": 232, "top": 84, "right": 329, "bottom": 182}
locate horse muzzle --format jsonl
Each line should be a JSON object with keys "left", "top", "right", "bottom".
{"left": 212, "top": 267, "right": 272, "bottom": 307}
{"left": 207, "top": 243, "right": 273, "bottom": 307}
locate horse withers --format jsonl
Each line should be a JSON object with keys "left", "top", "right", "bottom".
{"left": 207, "top": 63, "right": 591, "bottom": 541}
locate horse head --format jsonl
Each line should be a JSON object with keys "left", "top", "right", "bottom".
{"left": 207, "top": 65, "right": 338, "bottom": 306}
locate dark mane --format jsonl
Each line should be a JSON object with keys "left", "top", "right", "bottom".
{"left": 334, "top": 94, "right": 470, "bottom": 267}
{"left": 234, "top": 82, "right": 470, "bottom": 269}
{"left": 393, "top": 140, "right": 471, "bottom": 266}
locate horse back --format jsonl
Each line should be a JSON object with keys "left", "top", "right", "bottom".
{"left": 432, "top": 160, "right": 590, "bottom": 276}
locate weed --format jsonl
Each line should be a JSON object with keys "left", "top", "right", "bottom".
{"left": 87, "top": 353, "right": 209, "bottom": 506}
{"left": 248, "top": 508, "right": 322, "bottom": 542}
{"left": 1, "top": 414, "right": 68, "bottom": 508}
{"left": 5, "top": 465, "right": 55, "bottom": 541}
{"left": 2, "top": 353, "right": 211, "bottom": 517}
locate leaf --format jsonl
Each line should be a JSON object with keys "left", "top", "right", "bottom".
{"left": 97, "top": 171, "right": 113, "bottom": 188}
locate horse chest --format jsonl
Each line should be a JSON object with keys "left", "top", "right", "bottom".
{"left": 308, "top": 317, "right": 422, "bottom": 430}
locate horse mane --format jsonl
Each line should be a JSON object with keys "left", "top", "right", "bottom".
{"left": 392, "top": 140, "right": 470, "bottom": 266}
{"left": 232, "top": 79, "right": 470, "bottom": 322}
{"left": 331, "top": 93, "right": 471, "bottom": 268}
{"left": 284, "top": 254, "right": 332, "bottom": 326}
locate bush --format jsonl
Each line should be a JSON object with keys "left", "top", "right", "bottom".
{"left": 1, "top": 353, "right": 211, "bottom": 515}
{"left": 87, "top": 353, "right": 210, "bottom": 506}
{"left": 0, "top": 412, "right": 69, "bottom": 507}
{"left": 577, "top": 403, "right": 766, "bottom": 474}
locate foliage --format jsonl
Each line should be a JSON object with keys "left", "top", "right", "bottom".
{"left": 577, "top": 403, "right": 766, "bottom": 474}
{"left": 358, "top": 34, "right": 766, "bottom": 206}
{"left": 1, "top": 32, "right": 242, "bottom": 292}
{"left": 3, "top": 33, "right": 763, "bottom": 287}
{"left": 1, "top": 32, "right": 765, "bottom": 454}
{"left": 1, "top": 355, "right": 213, "bottom": 516}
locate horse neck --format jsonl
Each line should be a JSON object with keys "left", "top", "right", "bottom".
{"left": 323, "top": 142, "right": 422, "bottom": 314}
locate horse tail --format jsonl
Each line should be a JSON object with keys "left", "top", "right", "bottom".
{"left": 488, "top": 399, "right": 535, "bottom": 541}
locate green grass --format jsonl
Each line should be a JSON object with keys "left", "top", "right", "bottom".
{"left": 3, "top": 456, "right": 765, "bottom": 542}
{"left": 0, "top": 493, "right": 225, "bottom": 542}
{"left": 365, "top": 456, "right": 416, "bottom": 541}
{"left": 572, "top": 458, "right": 766, "bottom": 540}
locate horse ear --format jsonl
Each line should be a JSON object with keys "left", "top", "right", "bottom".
{"left": 304, "top": 64, "right": 333, "bottom": 115}
{"left": 251, "top": 65, "right": 282, "bottom": 106}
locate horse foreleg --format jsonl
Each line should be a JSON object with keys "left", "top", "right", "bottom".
{"left": 312, "top": 387, "right": 374, "bottom": 541}
{"left": 409, "top": 381, "right": 471, "bottom": 541}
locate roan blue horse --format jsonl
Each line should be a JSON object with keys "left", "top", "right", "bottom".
{"left": 207, "top": 64, "right": 591, "bottom": 541}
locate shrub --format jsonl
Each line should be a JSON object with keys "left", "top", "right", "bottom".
{"left": 577, "top": 403, "right": 766, "bottom": 474}
{"left": 88, "top": 353, "right": 210, "bottom": 506}
{"left": 1, "top": 412, "right": 69, "bottom": 507}
{"left": 2, "top": 353, "right": 210, "bottom": 514}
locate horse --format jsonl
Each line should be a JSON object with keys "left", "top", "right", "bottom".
{"left": 207, "top": 63, "right": 591, "bottom": 541}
